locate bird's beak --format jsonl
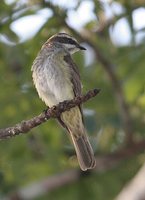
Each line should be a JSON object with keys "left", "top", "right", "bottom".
{"left": 79, "top": 45, "right": 86, "bottom": 50}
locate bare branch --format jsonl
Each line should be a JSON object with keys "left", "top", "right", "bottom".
{"left": 0, "top": 89, "right": 100, "bottom": 140}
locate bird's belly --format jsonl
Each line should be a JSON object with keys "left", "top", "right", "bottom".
{"left": 35, "top": 62, "right": 74, "bottom": 107}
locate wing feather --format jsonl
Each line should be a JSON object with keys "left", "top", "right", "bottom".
{"left": 63, "top": 54, "right": 82, "bottom": 97}
{"left": 63, "top": 54, "right": 84, "bottom": 121}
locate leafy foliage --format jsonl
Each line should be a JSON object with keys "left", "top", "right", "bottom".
{"left": 0, "top": 0, "right": 145, "bottom": 199}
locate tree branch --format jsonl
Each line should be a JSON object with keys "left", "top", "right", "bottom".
{"left": 0, "top": 89, "right": 100, "bottom": 140}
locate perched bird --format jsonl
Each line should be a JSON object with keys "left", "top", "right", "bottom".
{"left": 31, "top": 33, "right": 96, "bottom": 171}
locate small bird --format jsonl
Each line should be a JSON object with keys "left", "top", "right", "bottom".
{"left": 31, "top": 33, "right": 96, "bottom": 171}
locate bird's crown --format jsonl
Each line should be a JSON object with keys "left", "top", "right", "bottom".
{"left": 47, "top": 33, "right": 86, "bottom": 54}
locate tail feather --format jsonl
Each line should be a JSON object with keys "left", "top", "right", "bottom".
{"left": 61, "top": 107, "right": 96, "bottom": 171}
{"left": 70, "top": 131, "right": 96, "bottom": 171}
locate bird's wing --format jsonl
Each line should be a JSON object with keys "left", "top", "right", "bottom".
{"left": 57, "top": 54, "right": 84, "bottom": 129}
{"left": 63, "top": 54, "right": 82, "bottom": 97}
{"left": 63, "top": 54, "right": 84, "bottom": 122}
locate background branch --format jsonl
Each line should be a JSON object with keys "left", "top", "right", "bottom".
{"left": 64, "top": 23, "right": 133, "bottom": 144}
{"left": 115, "top": 163, "right": 145, "bottom": 200}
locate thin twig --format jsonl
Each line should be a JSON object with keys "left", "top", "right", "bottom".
{"left": 0, "top": 89, "right": 100, "bottom": 140}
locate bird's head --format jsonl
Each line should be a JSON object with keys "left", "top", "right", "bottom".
{"left": 48, "top": 33, "right": 86, "bottom": 54}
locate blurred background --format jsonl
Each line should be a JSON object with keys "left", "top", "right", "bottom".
{"left": 1, "top": 0, "right": 145, "bottom": 199}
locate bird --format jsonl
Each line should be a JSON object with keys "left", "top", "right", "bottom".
{"left": 31, "top": 33, "right": 96, "bottom": 171}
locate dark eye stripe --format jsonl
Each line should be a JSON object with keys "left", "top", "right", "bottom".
{"left": 50, "top": 37, "right": 77, "bottom": 45}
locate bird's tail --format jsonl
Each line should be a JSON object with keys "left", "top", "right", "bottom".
{"left": 70, "top": 129, "right": 96, "bottom": 171}
{"left": 61, "top": 107, "right": 96, "bottom": 171}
